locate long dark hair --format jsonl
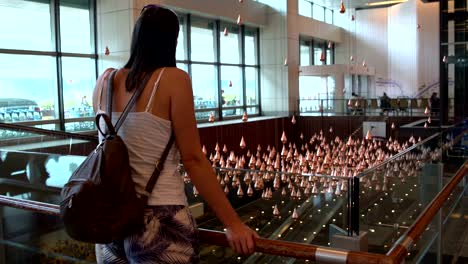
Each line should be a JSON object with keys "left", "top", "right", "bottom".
{"left": 124, "top": 6, "right": 179, "bottom": 91}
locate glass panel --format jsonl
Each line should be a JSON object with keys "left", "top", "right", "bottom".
{"left": 245, "top": 27, "right": 258, "bottom": 65}
{"left": 221, "top": 66, "right": 243, "bottom": 108}
{"left": 0, "top": 0, "right": 53, "bottom": 51}
{"left": 314, "top": 47, "right": 322, "bottom": 65}
{"left": 313, "top": 4, "right": 325, "bottom": 22}
{"left": 245, "top": 67, "right": 258, "bottom": 105}
{"left": 220, "top": 22, "right": 240, "bottom": 64}
{"left": 299, "top": 76, "right": 323, "bottom": 112}
{"left": 176, "top": 15, "right": 186, "bottom": 60}
{"left": 325, "top": 9, "right": 333, "bottom": 24}
{"left": 326, "top": 49, "right": 332, "bottom": 65}
{"left": 246, "top": 106, "right": 259, "bottom": 115}
{"left": 60, "top": 0, "right": 93, "bottom": 53}
{"left": 61, "top": 57, "right": 96, "bottom": 121}
{"left": 191, "top": 17, "right": 215, "bottom": 62}
{"left": 300, "top": 43, "right": 311, "bottom": 66}
{"left": 191, "top": 64, "right": 218, "bottom": 110}
{"left": 298, "top": 0, "right": 312, "bottom": 17}
{"left": 0, "top": 54, "right": 58, "bottom": 122}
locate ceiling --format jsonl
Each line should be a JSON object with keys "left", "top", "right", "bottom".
{"left": 308, "top": 0, "right": 407, "bottom": 10}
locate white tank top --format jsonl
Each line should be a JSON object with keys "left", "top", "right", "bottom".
{"left": 97, "top": 68, "right": 187, "bottom": 206}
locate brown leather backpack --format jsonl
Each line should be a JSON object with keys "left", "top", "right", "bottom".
{"left": 60, "top": 69, "right": 174, "bottom": 243}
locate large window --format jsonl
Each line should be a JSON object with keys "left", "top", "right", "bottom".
{"left": 298, "top": 0, "right": 333, "bottom": 25}
{"left": 0, "top": 0, "right": 97, "bottom": 132}
{"left": 299, "top": 38, "right": 334, "bottom": 66}
{"left": 177, "top": 15, "right": 261, "bottom": 121}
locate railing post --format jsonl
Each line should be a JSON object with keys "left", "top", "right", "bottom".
{"left": 352, "top": 176, "right": 360, "bottom": 236}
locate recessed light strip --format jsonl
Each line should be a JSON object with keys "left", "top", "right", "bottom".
{"left": 366, "top": 0, "right": 408, "bottom": 7}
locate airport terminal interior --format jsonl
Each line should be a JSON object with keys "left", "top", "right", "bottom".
{"left": 0, "top": 0, "right": 468, "bottom": 263}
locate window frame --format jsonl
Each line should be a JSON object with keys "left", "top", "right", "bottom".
{"left": 0, "top": 0, "right": 98, "bottom": 132}
{"left": 177, "top": 14, "right": 261, "bottom": 122}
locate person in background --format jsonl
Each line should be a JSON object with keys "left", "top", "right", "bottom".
{"left": 380, "top": 92, "right": 391, "bottom": 115}
{"left": 430, "top": 92, "right": 440, "bottom": 117}
{"left": 92, "top": 5, "right": 257, "bottom": 263}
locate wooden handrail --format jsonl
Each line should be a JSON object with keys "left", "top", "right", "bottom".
{"left": 387, "top": 160, "right": 468, "bottom": 262}
{"left": 0, "top": 194, "right": 395, "bottom": 263}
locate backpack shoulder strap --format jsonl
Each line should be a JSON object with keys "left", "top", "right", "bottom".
{"left": 141, "top": 132, "right": 175, "bottom": 204}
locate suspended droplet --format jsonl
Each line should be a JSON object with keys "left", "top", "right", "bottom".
{"left": 240, "top": 136, "right": 246, "bottom": 149}
{"left": 328, "top": 41, "right": 333, "bottom": 49}
{"left": 442, "top": 55, "right": 447, "bottom": 63}
{"left": 193, "top": 186, "right": 199, "bottom": 197}
{"left": 242, "top": 111, "right": 248, "bottom": 122}
{"left": 424, "top": 107, "right": 430, "bottom": 115}
{"left": 223, "top": 144, "right": 228, "bottom": 153}
{"left": 281, "top": 131, "right": 287, "bottom": 144}
{"left": 291, "top": 115, "right": 296, "bottom": 125}
{"left": 391, "top": 122, "right": 396, "bottom": 129}
{"left": 104, "top": 46, "right": 110, "bottom": 56}
{"left": 237, "top": 186, "right": 244, "bottom": 198}
{"left": 292, "top": 208, "right": 299, "bottom": 220}
{"left": 320, "top": 51, "right": 326, "bottom": 62}
{"left": 223, "top": 27, "right": 229, "bottom": 36}
{"left": 273, "top": 204, "right": 280, "bottom": 217}
{"left": 300, "top": 133, "right": 304, "bottom": 140}
{"left": 202, "top": 145, "right": 207, "bottom": 155}
{"left": 351, "top": 15, "right": 355, "bottom": 21}
{"left": 208, "top": 112, "right": 215, "bottom": 122}
{"left": 284, "top": 58, "right": 288, "bottom": 66}
{"left": 362, "top": 59, "right": 366, "bottom": 67}
{"left": 339, "top": 0, "right": 346, "bottom": 14}
{"left": 365, "top": 130, "right": 373, "bottom": 140}
{"left": 237, "top": 14, "right": 242, "bottom": 25}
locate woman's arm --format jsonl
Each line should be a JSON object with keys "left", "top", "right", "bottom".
{"left": 169, "top": 69, "right": 258, "bottom": 255}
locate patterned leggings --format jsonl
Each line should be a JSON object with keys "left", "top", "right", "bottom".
{"left": 95, "top": 205, "right": 200, "bottom": 264}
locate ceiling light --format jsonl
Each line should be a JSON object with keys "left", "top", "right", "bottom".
{"left": 367, "top": 1, "right": 407, "bottom": 7}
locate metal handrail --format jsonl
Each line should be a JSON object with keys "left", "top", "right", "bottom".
{"left": 0, "top": 194, "right": 394, "bottom": 263}
{"left": 387, "top": 160, "right": 468, "bottom": 261}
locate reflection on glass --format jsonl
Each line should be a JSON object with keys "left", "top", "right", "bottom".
{"left": 220, "top": 23, "right": 240, "bottom": 64}
{"left": 0, "top": 54, "right": 58, "bottom": 122}
{"left": 191, "top": 18, "right": 215, "bottom": 62}
{"left": 245, "top": 28, "right": 257, "bottom": 65}
{"left": 298, "top": 0, "right": 312, "bottom": 17}
{"left": 0, "top": 0, "right": 52, "bottom": 51}
{"left": 221, "top": 66, "right": 243, "bottom": 108}
{"left": 191, "top": 64, "right": 218, "bottom": 110}
{"left": 300, "top": 44, "right": 311, "bottom": 66}
{"left": 245, "top": 67, "right": 258, "bottom": 105}
{"left": 60, "top": 1, "right": 93, "bottom": 53}
{"left": 176, "top": 15, "right": 186, "bottom": 60}
{"left": 62, "top": 57, "right": 96, "bottom": 120}
{"left": 313, "top": 4, "right": 325, "bottom": 22}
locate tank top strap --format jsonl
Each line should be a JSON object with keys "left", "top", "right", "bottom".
{"left": 145, "top": 68, "right": 166, "bottom": 112}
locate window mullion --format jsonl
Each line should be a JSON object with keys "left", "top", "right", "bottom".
{"left": 51, "top": 0, "right": 65, "bottom": 131}
{"left": 241, "top": 25, "right": 246, "bottom": 113}
{"left": 186, "top": 14, "right": 192, "bottom": 77}
{"left": 215, "top": 19, "right": 222, "bottom": 121}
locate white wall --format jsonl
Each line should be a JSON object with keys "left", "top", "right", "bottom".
{"left": 387, "top": 0, "right": 418, "bottom": 97}
{"left": 334, "top": 0, "right": 440, "bottom": 99}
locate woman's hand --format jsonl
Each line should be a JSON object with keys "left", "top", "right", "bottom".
{"left": 225, "top": 223, "right": 259, "bottom": 255}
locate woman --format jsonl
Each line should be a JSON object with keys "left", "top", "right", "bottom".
{"left": 92, "top": 5, "right": 258, "bottom": 263}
